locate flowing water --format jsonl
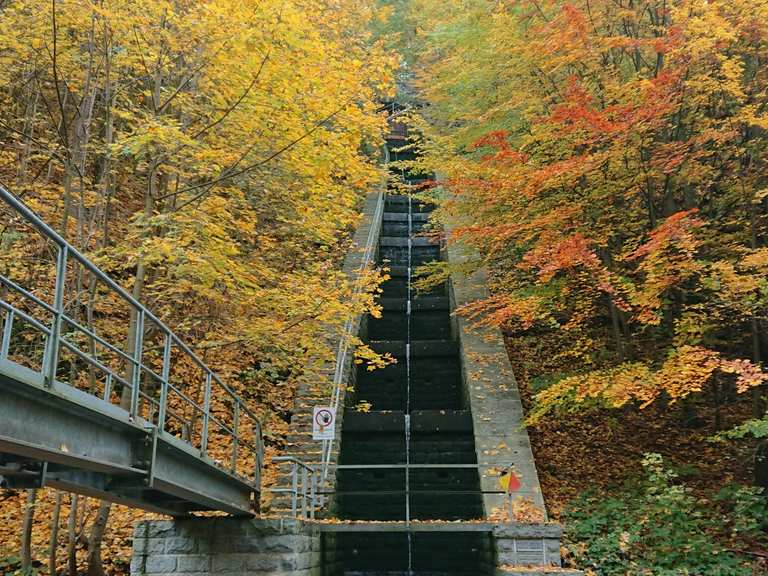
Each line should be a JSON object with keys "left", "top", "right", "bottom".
{"left": 332, "top": 137, "right": 492, "bottom": 575}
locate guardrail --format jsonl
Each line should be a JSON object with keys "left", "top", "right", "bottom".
{"left": 272, "top": 456, "right": 320, "bottom": 519}
{"left": 273, "top": 460, "right": 518, "bottom": 522}
{"left": 0, "top": 186, "right": 262, "bottom": 489}
{"left": 319, "top": 190, "right": 385, "bottom": 486}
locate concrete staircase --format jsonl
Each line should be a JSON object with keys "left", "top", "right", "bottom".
{"left": 269, "top": 128, "right": 576, "bottom": 575}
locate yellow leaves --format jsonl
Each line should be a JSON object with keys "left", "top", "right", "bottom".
{"left": 656, "top": 346, "right": 720, "bottom": 402}
{"left": 741, "top": 248, "right": 768, "bottom": 270}
{"left": 624, "top": 210, "right": 706, "bottom": 325}
{"left": 531, "top": 346, "right": 768, "bottom": 422}
{"left": 353, "top": 400, "right": 372, "bottom": 412}
{"left": 355, "top": 344, "right": 395, "bottom": 372}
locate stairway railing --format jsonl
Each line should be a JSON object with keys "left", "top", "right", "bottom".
{"left": 0, "top": 186, "right": 262, "bottom": 490}
{"left": 272, "top": 455, "right": 319, "bottom": 519}
{"left": 319, "top": 190, "right": 385, "bottom": 486}
{"left": 272, "top": 459, "right": 516, "bottom": 522}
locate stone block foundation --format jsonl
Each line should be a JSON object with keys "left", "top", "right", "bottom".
{"left": 130, "top": 518, "right": 336, "bottom": 576}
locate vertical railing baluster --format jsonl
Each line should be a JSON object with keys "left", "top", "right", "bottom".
{"left": 200, "top": 371, "right": 212, "bottom": 455}
{"left": 254, "top": 421, "right": 263, "bottom": 490}
{"left": 130, "top": 309, "right": 144, "bottom": 418}
{"left": 291, "top": 463, "right": 298, "bottom": 517}
{"left": 157, "top": 333, "right": 172, "bottom": 434}
{"left": 301, "top": 465, "right": 308, "bottom": 519}
{"left": 103, "top": 373, "right": 113, "bottom": 402}
{"left": 44, "top": 245, "right": 67, "bottom": 387}
{"left": 231, "top": 402, "right": 240, "bottom": 473}
{"left": 1, "top": 310, "right": 14, "bottom": 359}
{"left": 310, "top": 469, "right": 317, "bottom": 520}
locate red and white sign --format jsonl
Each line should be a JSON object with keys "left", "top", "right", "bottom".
{"left": 312, "top": 407, "right": 336, "bottom": 440}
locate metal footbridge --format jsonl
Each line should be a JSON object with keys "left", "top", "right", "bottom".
{"left": 0, "top": 187, "right": 262, "bottom": 515}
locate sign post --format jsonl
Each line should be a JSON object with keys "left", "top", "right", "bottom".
{"left": 312, "top": 407, "right": 336, "bottom": 441}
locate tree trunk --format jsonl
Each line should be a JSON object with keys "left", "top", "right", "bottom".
{"left": 66, "top": 494, "right": 78, "bottom": 576}
{"left": 85, "top": 37, "right": 118, "bottom": 569}
{"left": 17, "top": 84, "right": 40, "bottom": 183}
{"left": 608, "top": 297, "right": 625, "bottom": 362}
{"left": 49, "top": 491, "right": 63, "bottom": 576}
{"left": 752, "top": 316, "right": 764, "bottom": 417}
{"left": 20, "top": 488, "right": 38, "bottom": 573}
{"left": 85, "top": 501, "right": 111, "bottom": 576}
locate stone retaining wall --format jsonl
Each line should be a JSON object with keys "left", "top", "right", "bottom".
{"left": 130, "top": 518, "right": 337, "bottom": 576}
{"left": 445, "top": 236, "right": 548, "bottom": 518}
{"left": 493, "top": 523, "right": 563, "bottom": 567}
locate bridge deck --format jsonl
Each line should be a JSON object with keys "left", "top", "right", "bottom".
{"left": 0, "top": 186, "right": 261, "bottom": 515}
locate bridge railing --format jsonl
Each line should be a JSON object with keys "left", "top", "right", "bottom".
{"left": 0, "top": 186, "right": 262, "bottom": 488}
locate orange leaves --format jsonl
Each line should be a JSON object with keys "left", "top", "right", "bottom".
{"left": 627, "top": 209, "right": 704, "bottom": 261}
{"left": 522, "top": 232, "right": 601, "bottom": 281}
{"left": 531, "top": 346, "right": 768, "bottom": 422}
{"left": 719, "top": 358, "right": 768, "bottom": 394}
{"left": 520, "top": 233, "right": 630, "bottom": 311}
{"left": 471, "top": 130, "right": 511, "bottom": 151}
{"left": 649, "top": 141, "right": 692, "bottom": 175}
{"left": 548, "top": 76, "right": 633, "bottom": 137}
{"left": 458, "top": 294, "right": 547, "bottom": 332}
{"left": 626, "top": 210, "right": 705, "bottom": 325}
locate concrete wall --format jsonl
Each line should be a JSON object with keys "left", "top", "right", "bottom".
{"left": 130, "top": 518, "right": 337, "bottom": 576}
{"left": 446, "top": 238, "right": 547, "bottom": 519}
{"left": 492, "top": 523, "right": 562, "bottom": 567}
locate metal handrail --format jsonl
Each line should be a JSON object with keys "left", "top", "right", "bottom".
{"left": 333, "top": 463, "right": 480, "bottom": 469}
{"left": 0, "top": 186, "right": 262, "bottom": 489}
{"left": 273, "top": 457, "right": 524, "bottom": 521}
{"left": 272, "top": 456, "right": 319, "bottom": 519}
{"left": 320, "top": 190, "right": 385, "bottom": 486}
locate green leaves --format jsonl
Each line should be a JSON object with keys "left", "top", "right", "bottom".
{"left": 564, "top": 454, "right": 757, "bottom": 575}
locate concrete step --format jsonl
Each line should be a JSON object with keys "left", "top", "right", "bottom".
{"left": 376, "top": 297, "right": 449, "bottom": 312}
{"left": 382, "top": 211, "right": 430, "bottom": 222}
{"left": 380, "top": 236, "right": 438, "bottom": 247}
{"left": 367, "top": 340, "right": 459, "bottom": 357}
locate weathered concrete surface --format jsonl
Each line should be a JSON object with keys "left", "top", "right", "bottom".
{"left": 493, "top": 523, "right": 562, "bottom": 567}
{"left": 130, "top": 518, "right": 337, "bottom": 576}
{"left": 446, "top": 238, "right": 548, "bottom": 519}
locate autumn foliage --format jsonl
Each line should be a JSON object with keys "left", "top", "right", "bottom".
{"left": 0, "top": 0, "right": 394, "bottom": 572}
{"left": 409, "top": 0, "right": 768, "bottom": 420}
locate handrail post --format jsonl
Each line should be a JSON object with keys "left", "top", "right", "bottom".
{"left": 103, "top": 373, "right": 113, "bottom": 401}
{"left": 1, "top": 310, "right": 14, "bottom": 359}
{"left": 44, "top": 245, "right": 67, "bottom": 387}
{"left": 301, "top": 465, "right": 308, "bottom": 519}
{"left": 291, "top": 462, "right": 298, "bottom": 517}
{"left": 231, "top": 402, "right": 240, "bottom": 473}
{"left": 129, "top": 309, "right": 144, "bottom": 418}
{"left": 310, "top": 469, "right": 317, "bottom": 520}
{"left": 157, "top": 333, "right": 172, "bottom": 433}
{"left": 254, "top": 421, "right": 263, "bottom": 490}
{"left": 200, "top": 371, "right": 212, "bottom": 455}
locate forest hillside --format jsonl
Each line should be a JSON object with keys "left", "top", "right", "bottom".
{"left": 402, "top": 0, "right": 768, "bottom": 572}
